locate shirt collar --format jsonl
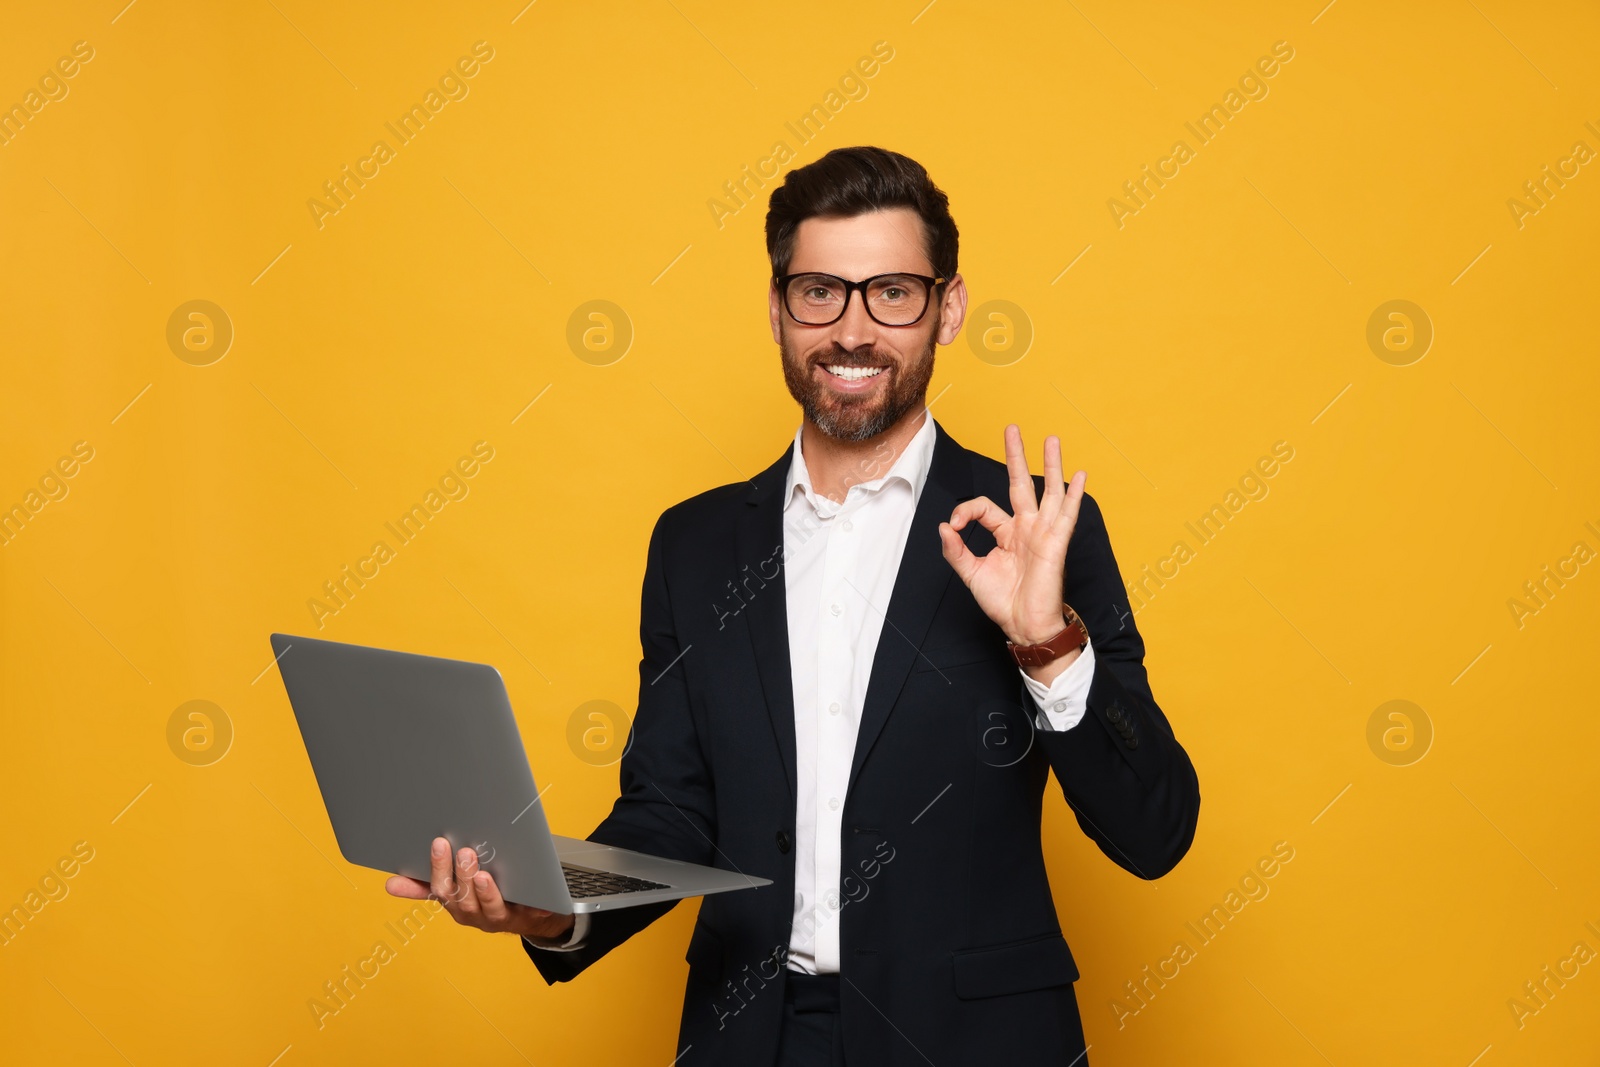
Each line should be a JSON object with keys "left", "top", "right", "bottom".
{"left": 784, "top": 409, "right": 937, "bottom": 514}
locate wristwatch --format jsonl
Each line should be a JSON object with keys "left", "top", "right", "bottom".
{"left": 1007, "top": 603, "right": 1089, "bottom": 668}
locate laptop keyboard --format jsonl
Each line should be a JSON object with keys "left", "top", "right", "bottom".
{"left": 562, "top": 863, "right": 671, "bottom": 899}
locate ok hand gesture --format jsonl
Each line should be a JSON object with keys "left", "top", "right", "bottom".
{"left": 937, "top": 425, "right": 1086, "bottom": 647}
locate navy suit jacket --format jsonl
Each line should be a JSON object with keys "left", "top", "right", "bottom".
{"left": 527, "top": 420, "right": 1201, "bottom": 1065}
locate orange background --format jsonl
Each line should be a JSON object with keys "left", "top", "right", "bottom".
{"left": 2, "top": 1, "right": 1597, "bottom": 1063}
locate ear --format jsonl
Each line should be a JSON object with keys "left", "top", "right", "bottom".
{"left": 768, "top": 280, "right": 783, "bottom": 345}
{"left": 936, "top": 274, "right": 968, "bottom": 346}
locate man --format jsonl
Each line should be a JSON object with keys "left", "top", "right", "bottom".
{"left": 388, "top": 146, "right": 1200, "bottom": 1065}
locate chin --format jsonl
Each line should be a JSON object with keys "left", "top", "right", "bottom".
{"left": 808, "top": 397, "right": 898, "bottom": 442}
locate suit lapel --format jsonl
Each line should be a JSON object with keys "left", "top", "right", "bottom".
{"left": 735, "top": 445, "right": 798, "bottom": 801}
{"left": 846, "top": 421, "right": 974, "bottom": 796}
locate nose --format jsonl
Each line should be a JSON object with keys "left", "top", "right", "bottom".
{"left": 831, "top": 286, "right": 881, "bottom": 354}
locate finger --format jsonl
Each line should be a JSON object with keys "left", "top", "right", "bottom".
{"left": 429, "top": 837, "right": 455, "bottom": 903}
{"left": 454, "top": 847, "right": 483, "bottom": 916}
{"left": 472, "top": 871, "right": 511, "bottom": 926}
{"left": 1040, "top": 435, "right": 1065, "bottom": 518}
{"left": 948, "top": 496, "right": 1011, "bottom": 537}
{"left": 1003, "top": 424, "right": 1037, "bottom": 516}
{"left": 938, "top": 522, "right": 980, "bottom": 585}
{"left": 1054, "top": 469, "right": 1088, "bottom": 539}
{"left": 386, "top": 875, "right": 432, "bottom": 899}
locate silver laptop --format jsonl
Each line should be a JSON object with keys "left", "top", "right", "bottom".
{"left": 270, "top": 633, "right": 770, "bottom": 914}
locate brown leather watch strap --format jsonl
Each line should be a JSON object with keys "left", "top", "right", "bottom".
{"left": 1007, "top": 603, "right": 1089, "bottom": 668}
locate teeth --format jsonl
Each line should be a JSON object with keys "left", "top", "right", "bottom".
{"left": 825, "top": 365, "right": 885, "bottom": 381}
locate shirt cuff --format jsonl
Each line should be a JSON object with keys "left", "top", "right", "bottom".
{"left": 523, "top": 911, "right": 589, "bottom": 952}
{"left": 1020, "top": 636, "right": 1096, "bottom": 732}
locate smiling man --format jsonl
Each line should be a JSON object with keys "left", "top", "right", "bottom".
{"left": 388, "top": 146, "right": 1200, "bottom": 1065}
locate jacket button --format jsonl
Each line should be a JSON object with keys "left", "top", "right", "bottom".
{"left": 1106, "top": 704, "right": 1123, "bottom": 723}
{"left": 1126, "top": 736, "right": 1139, "bottom": 749}
{"left": 776, "top": 830, "right": 791, "bottom": 854}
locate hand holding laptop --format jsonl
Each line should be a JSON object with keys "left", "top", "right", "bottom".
{"left": 274, "top": 633, "right": 769, "bottom": 933}
{"left": 386, "top": 836, "right": 575, "bottom": 942}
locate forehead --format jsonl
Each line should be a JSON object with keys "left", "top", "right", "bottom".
{"left": 787, "top": 208, "right": 933, "bottom": 276}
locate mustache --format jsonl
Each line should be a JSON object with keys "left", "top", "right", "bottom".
{"left": 808, "top": 346, "right": 894, "bottom": 368}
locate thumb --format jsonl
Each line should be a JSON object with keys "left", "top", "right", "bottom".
{"left": 386, "top": 875, "right": 432, "bottom": 899}
{"left": 939, "top": 522, "right": 980, "bottom": 585}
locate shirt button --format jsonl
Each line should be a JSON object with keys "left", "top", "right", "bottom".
{"left": 1053, "top": 701, "right": 1066, "bottom": 713}
{"left": 828, "top": 796, "right": 840, "bottom": 811}
{"left": 825, "top": 891, "right": 840, "bottom": 910}
{"left": 830, "top": 603, "right": 842, "bottom": 616}
{"left": 841, "top": 519, "right": 853, "bottom": 532}
{"left": 829, "top": 701, "right": 841, "bottom": 716}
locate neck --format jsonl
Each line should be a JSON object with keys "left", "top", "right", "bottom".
{"left": 800, "top": 404, "right": 929, "bottom": 503}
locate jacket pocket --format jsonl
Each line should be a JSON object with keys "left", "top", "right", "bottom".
{"left": 951, "top": 932, "right": 1079, "bottom": 999}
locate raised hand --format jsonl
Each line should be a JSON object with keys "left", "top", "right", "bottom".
{"left": 386, "top": 836, "right": 575, "bottom": 942}
{"left": 937, "top": 424, "right": 1086, "bottom": 647}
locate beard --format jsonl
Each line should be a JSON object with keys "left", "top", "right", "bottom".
{"left": 779, "top": 322, "right": 938, "bottom": 443}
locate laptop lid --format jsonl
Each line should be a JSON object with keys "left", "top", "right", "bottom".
{"left": 270, "top": 633, "right": 575, "bottom": 912}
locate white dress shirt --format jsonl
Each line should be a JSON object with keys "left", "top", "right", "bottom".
{"left": 531, "top": 412, "right": 1095, "bottom": 958}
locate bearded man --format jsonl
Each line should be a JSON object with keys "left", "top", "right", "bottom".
{"left": 388, "top": 145, "right": 1201, "bottom": 1066}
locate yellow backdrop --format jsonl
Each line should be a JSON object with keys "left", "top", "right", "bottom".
{"left": 3, "top": 1, "right": 1597, "bottom": 1063}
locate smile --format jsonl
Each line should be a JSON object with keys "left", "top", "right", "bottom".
{"left": 822, "top": 365, "right": 886, "bottom": 381}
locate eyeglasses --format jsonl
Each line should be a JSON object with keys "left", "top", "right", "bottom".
{"left": 775, "top": 271, "right": 948, "bottom": 327}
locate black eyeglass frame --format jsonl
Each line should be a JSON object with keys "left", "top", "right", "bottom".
{"left": 773, "top": 271, "right": 950, "bottom": 327}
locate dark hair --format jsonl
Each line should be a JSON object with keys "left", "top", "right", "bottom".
{"left": 765, "top": 146, "right": 958, "bottom": 280}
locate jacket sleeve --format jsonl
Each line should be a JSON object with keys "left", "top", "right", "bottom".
{"left": 525, "top": 509, "right": 718, "bottom": 983}
{"left": 1030, "top": 487, "right": 1200, "bottom": 880}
